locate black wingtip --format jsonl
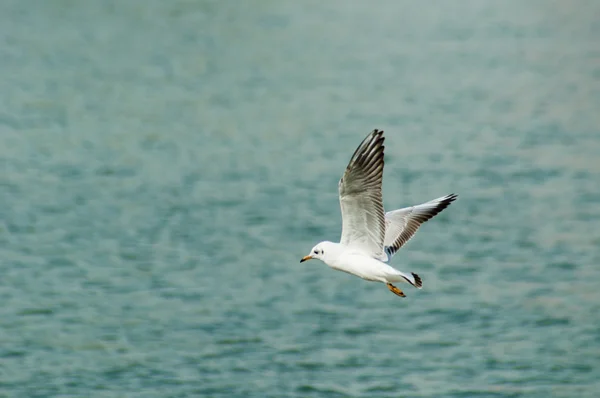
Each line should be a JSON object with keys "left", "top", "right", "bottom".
{"left": 347, "top": 129, "right": 385, "bottom": 166}
{"left": 367, "top": 129, "right": 385, "bottom": 148}
{"left": 432, "top": 194, "right": 458, "bottom": 215}
{"left": 412, "top": 272, "right": 423, "bottom": 288}
{"left": 441, "top": 193, "right": 458, "bottom": 205}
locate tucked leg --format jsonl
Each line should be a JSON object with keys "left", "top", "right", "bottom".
{"left": 386, "top": 283, "right": 406, "bottom": 298}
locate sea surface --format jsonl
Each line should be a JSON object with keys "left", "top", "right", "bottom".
{"left": 1, "top": 1, "right": 599, "bottom": 397}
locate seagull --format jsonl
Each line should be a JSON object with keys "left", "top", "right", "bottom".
{"left": 300, "top": 129, "right": 457, "bottom": 298}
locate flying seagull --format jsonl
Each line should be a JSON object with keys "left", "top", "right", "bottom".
{"left": 300, "top": 129, "right": 457, "bottom": 298}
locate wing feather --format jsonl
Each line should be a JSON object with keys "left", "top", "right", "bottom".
{"left": 339, "top": 129, "right": 387, "bottom": 258}
{"left": 383, "top": 194, "right": 457, "bottom": 259}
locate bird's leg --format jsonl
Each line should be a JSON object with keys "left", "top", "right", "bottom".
{"left": 386, "top": 283, "right": 406, "bottom": 298}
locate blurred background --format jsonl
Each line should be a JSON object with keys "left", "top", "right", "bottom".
{"left": 1, "top": 1, "right": 599, "bottom": 397}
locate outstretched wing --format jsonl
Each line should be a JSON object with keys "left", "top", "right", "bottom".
{"left": 339, "top": 129, "right": 386, "bottom": 258}
{"left": 383, "top": 194, "right": 457, "bottom": 260}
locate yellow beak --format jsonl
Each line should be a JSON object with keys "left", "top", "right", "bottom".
{"left": 300, "top": 255, "right": 313, "bottom": 263}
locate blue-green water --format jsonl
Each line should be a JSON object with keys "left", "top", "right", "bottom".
{"left": 1, "top": 1, "right": 599, "bottom": 397}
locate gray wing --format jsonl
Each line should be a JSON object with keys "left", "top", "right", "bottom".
{"left": 383, "top": 194, "right": 457, "bottom": 260}
{"left": 338, "top": 129, "right": 386, "bottom": 258}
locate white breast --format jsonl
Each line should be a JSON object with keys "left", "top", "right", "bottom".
{"left": 329, "top": 252, "right": 397, "bottom": 282}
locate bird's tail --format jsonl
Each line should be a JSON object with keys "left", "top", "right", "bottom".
{"left": 398, "top": 271, "right": 423, "bottom": 289}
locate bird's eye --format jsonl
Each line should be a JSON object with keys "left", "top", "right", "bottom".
{"left": 313, "top": 250, "right": 318, "bottom": 255}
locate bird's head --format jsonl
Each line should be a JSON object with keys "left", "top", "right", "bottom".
{"left": 300, "top": 241, "right": 336, "bottom": 264}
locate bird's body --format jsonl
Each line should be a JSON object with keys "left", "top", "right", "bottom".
{"left": 311, "top": 241, "right": 418, "bottom": 284}
{"left": 301, "top": 129, "right": 456, "bottom": 298}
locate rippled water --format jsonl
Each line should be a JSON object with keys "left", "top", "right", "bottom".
{"left": 1, "top": 1, "right": 599, "bottom": 397}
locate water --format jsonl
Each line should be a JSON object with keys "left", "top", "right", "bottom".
{"left": 1, "top": 1, "right": 599, "bottom": 397}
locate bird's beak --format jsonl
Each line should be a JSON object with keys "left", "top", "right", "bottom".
{"left": 300, "top": 255, "right": 313, "bottom": 263}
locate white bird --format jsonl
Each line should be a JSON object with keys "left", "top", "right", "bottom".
{"left": 300, "top": 129, "right": 457, "bottom": 298}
